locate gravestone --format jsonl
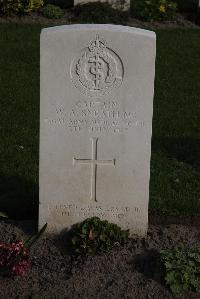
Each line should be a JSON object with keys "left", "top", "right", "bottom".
{"left": 39, "top": 24, "right": 156, "bottom": 236}
{"left": 74, "top": 0, "right": 130, "bottom": 11}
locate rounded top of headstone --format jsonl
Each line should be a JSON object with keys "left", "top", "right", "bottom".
{"left": 41, "top": 24, "right": 156, "bottom": 39}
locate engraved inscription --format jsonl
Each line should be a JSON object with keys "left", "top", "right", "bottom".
{"left": 73, "top": 138, "right": 115, "bottom": 202}
{"left": 45, "top": 100, "right": 145, "bottom": 134}
{"left": 48, "top": 204, "right": 145, "bottom": 232}
{"left": 70, "top": 35, "right": 123, "bottom": 97}
{"left": 54, "top": 204, "right": 142, "bottom": 219}
{"left": 54, "top": 204, "right": 141, "bottom": 218}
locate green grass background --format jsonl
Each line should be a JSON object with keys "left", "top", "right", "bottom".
{"left": 0, "top": 24, "right": 199, "bottom": 219}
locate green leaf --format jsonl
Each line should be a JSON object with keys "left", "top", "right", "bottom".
{"left": 25, "top": 223, "right": 47, "bottom": 249}
{"left": 68, "top": 217, "right": 129, "bottom": 256}
{"left": 71, "top": 237, "right": 77, "bottom": 245}
{"left": 0, "top": 212, "right": 8, "bottom": 218}
{"left": 161, "top": 244, "right": 200, "bottom": 294}
{"left": 170, "top": 283, "right": 184, "bottom": 294}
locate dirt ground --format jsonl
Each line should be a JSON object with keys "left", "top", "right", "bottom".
{"left": 0, "top": 218, "right": 199, "bottom": 299}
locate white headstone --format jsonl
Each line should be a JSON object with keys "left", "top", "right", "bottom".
{"left": 74, "top": 0, "right": 130, "bottom": 11}
{"left": 39, "top": 24, "right": 156, "bottom": 236}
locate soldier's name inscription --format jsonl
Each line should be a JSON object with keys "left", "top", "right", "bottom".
{"left": 45, "top": 100, "right": 145, "bottom": 134}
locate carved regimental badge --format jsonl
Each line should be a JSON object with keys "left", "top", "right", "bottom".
{"left": 70, "top": 35, "right": 124, "bottom": 97}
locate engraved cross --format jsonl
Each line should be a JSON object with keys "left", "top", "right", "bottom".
{"left": 73, "top": 138, "right": 115, "bottom": 202}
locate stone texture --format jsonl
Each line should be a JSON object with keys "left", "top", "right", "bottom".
{"left": 39, "top": 24, "right": 156, "bottom": 236}
{"left": 74, "top": 0, "right": 130, "bottom": 11}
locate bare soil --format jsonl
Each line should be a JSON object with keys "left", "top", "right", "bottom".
{"left": 0, "top": 218, "right": 199, "bottom": 299}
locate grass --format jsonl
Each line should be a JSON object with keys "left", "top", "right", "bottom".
{"left": 151, "top": 29, "right": 200, "bottom": 215}
{"left": 0, "top": 24, "right": 40, "bottom": 218}
{"left": 0, "top": 24, "right": 199, "bottom": 218}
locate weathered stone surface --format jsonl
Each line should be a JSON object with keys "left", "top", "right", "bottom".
{"left": 39, "top": 24, "right": 156, "bottom": 236}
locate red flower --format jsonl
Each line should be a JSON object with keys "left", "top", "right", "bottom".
{"left": 12, "top": 259, "right": 30, "bottom": 276}
{"left": 0, "top": 241, "right": 30, "bottom": 276}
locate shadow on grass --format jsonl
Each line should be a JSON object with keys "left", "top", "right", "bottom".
{"left": 150, "top": 137, "right": 200, "bottom": 216}
{"left": 0, "top": 173, "right": 38, "bottom": 220}
{"left": 152, "top": 137, "right": 200, "bottom": 169}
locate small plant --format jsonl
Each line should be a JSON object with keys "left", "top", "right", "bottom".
{"left": 0, "top": 223, "right": 47, "bottom": 277}
{"left": 0, "top": 212, "right": 8, "bottom": 218}
{"left": 161, "top": 245, "right": 200, "bottom": 294}
{"left": 73, "top": 2, "right": 129, "bottom": 24}
{"left": 43, "top": 4, "right": 64, "bottom": 19}
{"left": 0, "top": 0, "right": 44, "bottom": 15}
{"left": 131, "top": 0, "right": 177, "bottom": 21}
{"left": 68, "top": 217, "right": 129, "bottom": 255}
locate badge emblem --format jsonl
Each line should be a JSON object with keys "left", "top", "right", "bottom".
{"left": 70, "top": 35, "right": 124, "bottom": 97}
